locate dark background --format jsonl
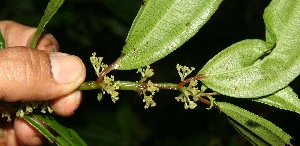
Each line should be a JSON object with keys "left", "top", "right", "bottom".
{"left": 1, "top": 0, "right": 300, "bottom": 145}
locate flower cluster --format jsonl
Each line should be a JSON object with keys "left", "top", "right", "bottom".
{"left": 176, "top": 80, "right": 200, "bottom": 109}
{"left": 176, "top": 64, "right": 195, "bottom": 81}
{"left": 100, "top": 75, "right": 121, "bottom": 103}
{"left": 2, "top": 112, "right": 11, "bottom": 122}
{"left": 141, "top": 80, "right": 159, "bottom": 108}
{"left": 90, "top": 52, "right": 108, "bottom": 77}
{"left": 137, "top": 65, "right": 154, "bottom": 82}
{"left": 90, "top": 52, "right": 120, "bottom": 103}
{"left": 136, "top": 66, "right": 159, "bottom": 108}
{"left": 176, "top": 64, "right": 201, "bottom": 109}
{"left": 16, "top": 102, "right": 53, "bottom": 118}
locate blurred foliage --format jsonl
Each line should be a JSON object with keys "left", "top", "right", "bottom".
{"left": 1, "top": 0, "right": 300, "bottom": 145}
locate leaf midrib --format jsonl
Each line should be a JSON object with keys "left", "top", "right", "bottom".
{"left": 124, "top": 0, "right": 180, "bottom": 57}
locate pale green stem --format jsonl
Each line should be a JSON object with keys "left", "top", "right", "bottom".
{"left": 78, "top": 81, "right": 179, "bottom": 91}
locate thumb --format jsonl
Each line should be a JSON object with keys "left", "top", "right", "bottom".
{"left": 0, "top": 47, "right": 86, "bottom": 102}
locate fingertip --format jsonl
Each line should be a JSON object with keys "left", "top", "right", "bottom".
{"left": 0, "top": 20, "right": 59, "bottom": 52}
{"left": 0, "top": 20, "right": 36, "bottom": 47}
{"left": 0, "top": 47, "right": 86, "bottom": 102}
{"left": 35, "top": 32, "right": 59, "bottom": 52}
{"left": 50, "top": 91, "right": 82, "bottom": 117}
{"left": 3, "top": 123, "right": 18, "bottom": 146}
{"left": 14, "top": 118, "right": 44, "bottom": 146}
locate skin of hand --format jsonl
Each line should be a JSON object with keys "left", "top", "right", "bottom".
{"left": 0, "top": 20, "right": 86, "bottom": 145}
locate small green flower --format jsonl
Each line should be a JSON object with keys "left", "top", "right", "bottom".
{"left": 90, "top": 52, "right": 121, "bottom": 103}
{"left": 2, "top": 112, "right": 11, "bottom": 122}
{"left": 41, "top": 102, "right": 53, "bottom": 113}
{"left": 16, "top": 102, "right": 53, "bottom": 118}
{"left": 176, "top": 64, "right": 195, "bottom": 81}
{"left": 97, "top": 93, "right": 103, "bottom": 101}
{"left": 90, "top": 52, "right": 108, "bottom": 77}
{"left": 101, "top": 75, "right": 121, "bottom": 103}
{"left": 137, "top": 65, "right": 154, "bottom": 82}
{"left": 25, "top": 103, "right": 33, "bottom": 113}
{"left": 142, "top": 80, "right": 159, "bottom": 109}
{"left": 16, "top": 109, "right": 25, "bottom": 118}
{"left": 175, "top": 80, "right": 200, "bottom": 109}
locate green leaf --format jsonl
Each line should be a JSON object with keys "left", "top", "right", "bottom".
{"left": 226, "top": 118, "right": 269, "bottom": 146}
{"left": 116, "top": 0, "right": 223, "bottom": 70}
{"left": 198, "top": 0, "right": 300, "bottom": 98}
{"left": 23, "top": 115, "right": 87, "bottom": 146}
{"left": 0, "top": 30, "right": 5, "bottom": 49}
{"left": 216, "top": 102, "right": 292, "bottom": 146}
{"left": 198, "top": 39, "right": 273, "bottom": 97}
{"left": 22, "top": 115, "right": 56, "bottom": 143}
{"left": 29, "top": 0, "right": 64, "bottom": 48}
{"left": 254, "top": 86, "right": 300, "bottom": 114}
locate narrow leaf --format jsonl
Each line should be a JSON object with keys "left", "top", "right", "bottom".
{"left": 254, "top": 86, "right": 300, "bottom": 114}
{"left": 0, "top": 30, "right": 5, "bottom": 49}
{"left": 216, "top": 102, "right": 292, "bottom": 146}
{"left": 22, "top": 115, "right": 56, "bottom": 143}
{"left": 34, "top": 115, "right": 87, "bottom": 146}
{"left": 23, "top": 115, "right": 87, "bottom": 146}
{"left": 116, "top": 0, "right": 223, "bottom": 70}
{"left": 199, "top": 0, "right": 300, "bottom": 98}
{"left": 226, "top": 118, "right": 269, "bottom": 146}
{"left": 29, "top": 0, "right": 64, "bottom": 48}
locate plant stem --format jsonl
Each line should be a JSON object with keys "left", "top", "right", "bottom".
{"left": 199, "top": 97, "right": 218, "bottom": 109}
{"left": 78, "top": 81, "right": 179, "bottom": 91}
{"left": 78, "top": 77, "right": 218, "bottom": 109}
{"left": 96, "top": 58, "right": 121, "bottom": 83}
{"left": 178, "top": 74, "right": 205, "bottom": 87}
{"left": 77, "top": 81, "right": 100, "bottom": 90}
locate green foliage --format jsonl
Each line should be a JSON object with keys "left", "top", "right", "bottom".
{"left": 29, "top": 0, "right": 64, "bottom": 48}
{"left": 199, "top": 0, "right": 300, "bottom": 98}
{"left": 1, "top": 0, "right": 299, "bottom": 145}
{"left": 216, "top": 102, "right": 292, "bottom": 145}
{"left": 199, "top": 39, "right": 272, "bottom": 97}
{"left": 0, "top": 32, "right": 4, "bottom": 49}
{"left": 22, "top": 0, "right": 86, "bottom": 145}
{"left": 116, "top": 0, "right": 222, "bottom": 70}
{"left": 23, "top": 115, "right": 87, "bottom": 146}
{"left": 255, "top": 86, "right": 300, "bottom": 114}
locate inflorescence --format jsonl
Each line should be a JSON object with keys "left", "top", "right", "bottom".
{"left": 90, "top": 53, "right": 215, "bottom": 110}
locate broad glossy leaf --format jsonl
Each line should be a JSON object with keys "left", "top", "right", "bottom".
{"left": 29, "top": 0, "right": 64, "bottom": 48}
{"left": 199, "top": 0, "right": 300, "bottom": 98}
{"left": 116, "top": 0, "right": 223, "bottom": 70}
{"left": 23, "top": 115, "right": 87, "bottom": 146}
{"left": 216, "top": 102, "right": 292, "bottom": 146}
{"left": 254, "top": 86, "right": 300, "bottom": 114}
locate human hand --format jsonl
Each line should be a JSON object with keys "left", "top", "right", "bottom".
{"left": 0, "top": 21, "right": 86, "bottom": 145}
